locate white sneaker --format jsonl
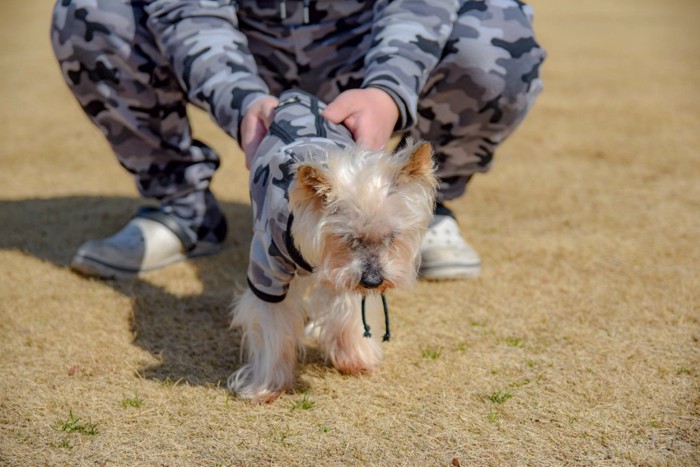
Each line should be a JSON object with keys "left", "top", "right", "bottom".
{"left": 419, "top": 207, "right": 481, "bottom": 280}
{"left": 70, "top": 208, "right": 222, "bottom": 279}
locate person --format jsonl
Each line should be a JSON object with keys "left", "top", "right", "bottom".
{"left": 50, "top": 0, "right": 545, "bottom": 280}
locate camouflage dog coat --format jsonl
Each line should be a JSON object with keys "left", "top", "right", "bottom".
{"left": 246, "top": 89, "right": 354, "bottom": 303}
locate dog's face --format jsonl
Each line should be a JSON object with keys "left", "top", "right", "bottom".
{"left": 289, "top": 140, "right": 437, "bottom": 294}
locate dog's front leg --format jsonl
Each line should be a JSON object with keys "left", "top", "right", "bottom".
{"left": 310, "top": 288, "right": 383, "bottom": 375}
{"left": 228, "top": 288, "right": 305, "bottom": 402}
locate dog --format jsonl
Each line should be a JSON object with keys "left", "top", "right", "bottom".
{"left": 228, "top": 90, "right": 437, "bottom": 402}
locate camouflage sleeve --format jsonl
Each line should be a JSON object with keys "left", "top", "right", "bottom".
{"left": 144, "top": 0, "right": 271, "bottom": 141}
{"left": 247, "top": 230, "right": 297, "bottom": 303}
{"left": 363, "top": 0, "right": 459, "bottom": 131}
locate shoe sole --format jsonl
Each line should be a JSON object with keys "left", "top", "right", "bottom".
{"left": 70, "top": 242, "right": 222, "bottom": 280}
{"left": 419, "top": 262, "right": 481, "bottom": 280}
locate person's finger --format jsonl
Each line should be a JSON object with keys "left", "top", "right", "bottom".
{"left": 354, "top": 122, "right": 384, "bottom": 150}
{"left": 242, "top": 97, "right": 279, "bottom": 169}
{"left": 263, "top": 102, "right": 276, "bottom": 125}
{"left": 325, "top": 97, "right": 366, "bottom": 145}
{"left": 322, "top": 93, "right": 356, "bottom": 124}
{"left": 240, "top": 117, "right": 256, "bottom": 159}
{"left": 243, "top": 119, "right": 266, "bottom": 169}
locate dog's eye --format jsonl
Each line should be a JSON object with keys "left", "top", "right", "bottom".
{"left": 382, "top": 233, "right": 396, "bottom": 246}
{"left": 341, "top": 234, "right": 362, "bottom": 248}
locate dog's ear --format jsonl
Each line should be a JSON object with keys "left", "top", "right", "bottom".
{"left": 397, "top": 141, "right": 435, "bottom": 185}
{"left": 293, "top": 164, "right": 332, "bottom": 204}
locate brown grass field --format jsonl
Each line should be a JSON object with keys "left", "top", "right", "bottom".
{"left": 1, "top": 0, "right": 699, "bottom": 464}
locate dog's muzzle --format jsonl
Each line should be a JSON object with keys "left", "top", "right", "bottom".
{"left": 359, "top": 256, "right": 386, "bottom": 289}
{"left": 360, "top": 270, "right": 383, "bottom": 289}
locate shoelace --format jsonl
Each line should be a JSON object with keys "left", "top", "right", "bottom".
{"left": 361, "top": 294, "right": 391, "bottom": 342}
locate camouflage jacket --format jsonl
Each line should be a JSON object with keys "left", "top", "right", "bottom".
{"left": 144, "top": 0, "right": 459, "bottom": 140}
{"left": 246, "top": 89, "right": 355, "bottom": 302}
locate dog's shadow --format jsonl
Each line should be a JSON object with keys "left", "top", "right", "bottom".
{"left": 0, "top": 195, "right": 256, "bottom": 386}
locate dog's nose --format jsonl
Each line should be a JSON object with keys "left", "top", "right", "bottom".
{"left": 360, "top": 270, "right": 383, "bottom": 289}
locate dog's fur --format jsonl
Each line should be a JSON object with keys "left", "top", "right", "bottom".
{"left": 229, "top": 139, "right": 437, "bottom": 402}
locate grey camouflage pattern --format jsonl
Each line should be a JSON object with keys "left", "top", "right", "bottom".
{"left": 51, "top": 0, "right": 545, "bottom": 222}
{"left": 409, "top": 0, "right": 546, "bottom": 199}
{"left": 247, "top": 90, "right": 355, "bottom": 302}
{"left": 50, "top": 0, "right": 229, "bottom": 243}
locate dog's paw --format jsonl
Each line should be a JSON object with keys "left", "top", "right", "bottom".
{"left": 330, "top": 340, "right": 382, "bottom": 376}
{"left": 227, "top": 365, "right": 290, "bottom": 403}
{"left": 249, "top": 389, "right": 285, "bottom": 404}
{"left": 333, "top": 358, "right": 376, "bottom": 376}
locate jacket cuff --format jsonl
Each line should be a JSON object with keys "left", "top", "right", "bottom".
{"left": 362, "top": 55, "right": 422, "bottom": 131}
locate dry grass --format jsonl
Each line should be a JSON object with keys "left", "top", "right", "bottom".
{"left": 1, "top": 0, "right": 699, "bottom": 464}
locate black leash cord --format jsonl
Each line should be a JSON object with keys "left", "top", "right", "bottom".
{"left": 381, "top": 294, "right": 391, "bottom": 342}
{"left": 361, "top": 294, "right": 391, "bottom": 342}
{"left": 361, "top": 296, "right": 372, "bottom": 338}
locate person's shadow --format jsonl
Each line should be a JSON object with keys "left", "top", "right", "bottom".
{"left": 0, "top": 195, "right": 254, "bottom": 386}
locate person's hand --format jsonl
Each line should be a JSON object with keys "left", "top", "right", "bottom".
{"left": 240, "top": 96, "right": 279, "bottom": 169}
{"left": 322, "top": 88, "right": 399, "bottom": 150}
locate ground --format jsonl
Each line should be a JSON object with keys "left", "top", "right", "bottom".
{"left": 1, "top": 0, "right": 698, "bottom": 465}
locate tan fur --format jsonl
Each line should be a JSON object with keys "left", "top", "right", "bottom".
{"left": 229, "top": 139, "right": 437, "bottom": 402}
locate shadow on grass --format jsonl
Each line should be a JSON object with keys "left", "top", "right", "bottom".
{"left": 0, "top": 195, "right": 253, "bottom": 386}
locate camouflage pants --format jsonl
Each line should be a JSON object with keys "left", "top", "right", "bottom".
{"left": 51, "top": 0, "right": 545, "bottom": 238}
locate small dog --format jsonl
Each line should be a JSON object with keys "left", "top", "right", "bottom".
{"left": 228, "top": 91, "right": 436, "bottom": 402}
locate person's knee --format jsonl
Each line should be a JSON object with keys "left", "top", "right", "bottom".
{"left": 51, "top": 0, "right": 125, "bottom": 58}
{"left": 436, "top": 1, "right": 545, "bottom": 105}
{"left": 51, "top": 0, "right": 99, "bottom": 38}
{"left": 52, "top": 0, "right": 94, "bottom": 56}
{"left": 438, "top": 39, "right": 544, "bottom": 106}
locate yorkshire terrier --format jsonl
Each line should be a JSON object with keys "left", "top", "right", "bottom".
{"left": 228, "top": 90, "right": 436, "bottom": 402}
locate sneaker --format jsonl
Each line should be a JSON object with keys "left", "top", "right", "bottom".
{"left": 419, "top": 202, "right": 481, "bottom": 279}
{"left": 70, "top": 206, "right": 223, "bottom": 279}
